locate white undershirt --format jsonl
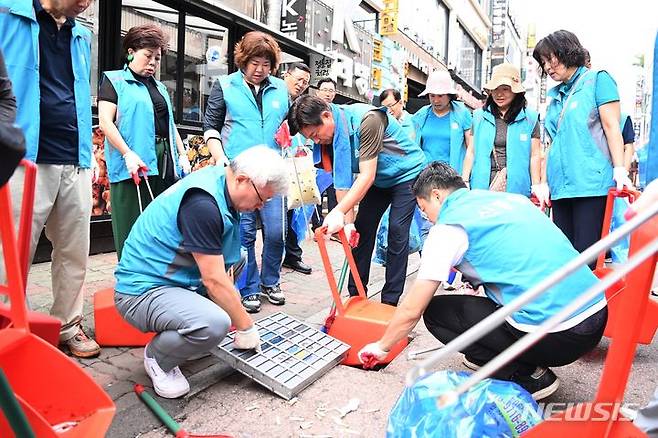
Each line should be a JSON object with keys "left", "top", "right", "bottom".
{"left": 417, "top": 224, "right": 469, "bottom": 281}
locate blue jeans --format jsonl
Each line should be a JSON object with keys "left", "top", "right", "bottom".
{"left": 239, "top": 195, "right": 286, "bottom": 297}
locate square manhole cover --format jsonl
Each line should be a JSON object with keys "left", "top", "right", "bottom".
{"left": 211, "top": 312, "right": 350, "bottom": 400}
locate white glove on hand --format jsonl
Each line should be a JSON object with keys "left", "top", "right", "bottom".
{"left": 178, "top": 153, "right": 192, "bottom": 175}
{"left": 123, "top": 150, "right": 145, "bottom": 176}
{"left": 233, "top": 326, "right": 261, "bottom": 351}
{"left": 323, "top": 208, "right": 345, "bottom": 235}
{"left": 613, "top": 166, "right": 633, "bottom": 191}
{"left": 91, "top": 154, "right": 100, "bottom": 183}
{"left": 531, "top": 183, "right": 550, "bottom": 209}
{"left": 358, "top": 342, "right": 389, "bottom": 364}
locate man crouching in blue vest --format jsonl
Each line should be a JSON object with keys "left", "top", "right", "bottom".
{"left": 358, "top": 162, "right": 608, "bottom": 401}
{"left": 287, "top": 95, "right": 426, "bottom": 306}
{"left": 113, "top": 146, "right": 289, "bottom": 398}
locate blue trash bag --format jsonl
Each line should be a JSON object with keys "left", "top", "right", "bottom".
{"left": 387, "top": 371, "right": 542, "bottom": 438}
{"left": 373, "top": 207, "right": 423, "bottom": 266}
{"left": 290, "top": 204, "right": 319, "bottom": 242}
{"left": 609, "top": 197, "right": 630, "bottom": 263}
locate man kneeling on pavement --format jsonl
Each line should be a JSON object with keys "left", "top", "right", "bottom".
{"left": 359, "top": 162, "right": 608, "bottom": 401}
{"left": 114, "top": 146, "right": 288, "bottom": 398}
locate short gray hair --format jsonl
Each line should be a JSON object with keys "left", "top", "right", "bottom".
{"left": 230, "top": 146, "right": 289, "bottom": 195}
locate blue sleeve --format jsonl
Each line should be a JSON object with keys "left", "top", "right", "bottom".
{"left": 622, "top": 116, "right": 635, "bottom": 144}
{"left": 595, "top": 71, "right": 620, "bottom": 107}
{"left": 176, "top": 189, "right": 224, "bottom": 255}
{"left": 462, "top": 108, "right": 473, "bottom": 130}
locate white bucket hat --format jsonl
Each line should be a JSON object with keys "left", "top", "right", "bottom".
{"left": 419, "top": 70, "right": 457, "bottom": 96}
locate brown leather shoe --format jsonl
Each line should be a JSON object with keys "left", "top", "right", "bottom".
{"left": 63, "top": 326, "right": 101, "bottom": 358}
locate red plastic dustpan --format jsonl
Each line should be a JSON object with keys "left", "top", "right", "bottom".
{"left": 0, "top": 162, "right": 115, "bottom": 437}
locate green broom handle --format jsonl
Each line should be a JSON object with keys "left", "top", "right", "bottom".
{"left": 0, "top": 369, "right": 35, "bottom": 438}
{"left": 134, "top": 384, "right": 181, "bottom": 434}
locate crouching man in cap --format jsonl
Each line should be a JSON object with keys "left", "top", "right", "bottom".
{"left": 114, "top": 146, "right": 289, "bottom": 398}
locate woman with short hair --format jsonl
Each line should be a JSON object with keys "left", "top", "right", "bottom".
{"left": 533, "top": 30, "right": 632, "bottom": 262}
{"left": 99, "top": 24, "right": 190, "bottom": 260}
{"left": 203, "top": 31, "right": 290, "bottom": 313}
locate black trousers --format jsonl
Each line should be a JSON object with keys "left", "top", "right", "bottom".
{"left": 313, "top": 184, "right": 338, "bottom": 229}
{"left": 347, "top": 180, "right": 416, "bottom": 305}
{"left": 423, "top": 295, "right": 607, "bottom": 379}
{"left": 284, "top": 209, "right": 303, "bottom": 263}
{"left": 551, "top": 196, "right": 607, "bottom": 269}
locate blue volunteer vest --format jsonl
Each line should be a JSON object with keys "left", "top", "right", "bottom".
{"left": 0, "top": 0, "right": 92, "bottom": 167}
{"left": 412, "top": 101, "right": 472, "bottom": 173}
{"left": 219, "top": 71, "right": 289, "bottom": 159}
{"left": 544, "top": 67, "right": 615, "bottom": 199}
{"left": 344, "top": 104, "right": 426, "bottom": 188}
{"left": 115, "top": 166, "right": 241, "bottom": 296}
{"left": 470, "top": 108, "right": 539, "bottom": 196}
{"left": 399, "top": 110, "right": 418, "bottom": 144}
{"left": 103, "top": 66, "right": 181, "bottom": 183}
{"left": 438, "top": 189, "right": 605, "bottom": 330}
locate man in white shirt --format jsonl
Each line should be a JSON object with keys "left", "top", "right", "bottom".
{"left": 358, "top": 162, "right": 608, "bottom": 401}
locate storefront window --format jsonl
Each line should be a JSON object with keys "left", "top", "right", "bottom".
{"left": 457, "top": 24, "right": 482, "bottom": 89}
{"left": 182, "top": 14, "right": 229, "bottom": 123}
{"left": 121, "top": 0, "right": 179, "bottom": 117}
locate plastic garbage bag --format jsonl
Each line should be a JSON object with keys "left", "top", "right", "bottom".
{"left": 373, "top": 207, "right": 423, "bottom": 266}
{"left": 387, "top": 371, "right": 542, "bottom": 438}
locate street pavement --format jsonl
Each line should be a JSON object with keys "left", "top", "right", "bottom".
{"left": 25, "top": 236, "right": 658, "bottom": 438}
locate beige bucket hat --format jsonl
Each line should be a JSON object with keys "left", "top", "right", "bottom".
{"left": 484, "top": 62, "right": 525, "bottom": 93}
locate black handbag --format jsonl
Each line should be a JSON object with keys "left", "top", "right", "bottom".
{"left": 0, "top": 122, "right": 25, "bottom": 187}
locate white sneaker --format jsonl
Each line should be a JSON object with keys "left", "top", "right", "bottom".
{"left": 143, "top": 348, "right": 190, "bottom": 399}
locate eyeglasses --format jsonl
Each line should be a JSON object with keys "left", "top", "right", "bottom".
{"left": 288, "top": 74, "right": 310, "bottom": 87}
{"left": 383, "top": 100, "right": 400, "bottom": 110}
{"left": 250, "top": 180, "right": 264, "bottom": 204}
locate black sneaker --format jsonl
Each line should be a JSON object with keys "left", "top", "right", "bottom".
{"left": 260, "top": 284, "right": 285, "bottom": 305}
{"left": 511, "top": 367, "right": 559, "bottom": 401}
{"left": 242, "top": 294, "right": 261, "bottom": 313}
{"left": 462, "top": 355, "right": 483, "bottom": 371}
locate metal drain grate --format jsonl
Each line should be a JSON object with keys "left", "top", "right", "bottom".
{"left": 211, "top": 312, "right": 350, "bottom": 400}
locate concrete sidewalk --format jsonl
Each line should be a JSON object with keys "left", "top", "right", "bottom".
{"left": 25, "top": 236, "right": 658, "bottom": 437}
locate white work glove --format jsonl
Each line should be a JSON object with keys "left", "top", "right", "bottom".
{"left": 358, "top": 342, "right": 389, "bottom": 369}
{"left": 531, "top": 183, "right": 551, "bottom": 210}
{"left": 178, "top": 153, "right": 192, "bottom": 175}
{"left": 343, "top": 223, "right": 356, "bottom": 243}
{"left": 233, "top": 325, "right": 261, "bottom": 351}
{"left": 613, "top": 166, "right": 634, "bottom": 192}
{"left": 123, "top": 150, "right": 146, "bottom": 176}
{"left": 91, "top": 154, "right": 100, "bottom": 183}
{"left": 322, "top": 208, "right": 345, "bottom": 235}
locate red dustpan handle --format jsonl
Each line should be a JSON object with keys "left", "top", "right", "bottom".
{"left": 0, "top": 180, "right": 29, "bottom": 331}
{"left": 596, "top": 187, "right": 641, "bottom": 270}
{"left": 17, "top": 160, "right": 37, "bottom": 289}
{"left": 315, "top": 227, "right": 368, "bottom": 316}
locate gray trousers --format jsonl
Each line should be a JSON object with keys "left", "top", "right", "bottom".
{"left": 115, "top": 255, "right": 246, "bottom": 372}
{"left": 0, "top": 164, "right": 92, "bottom": 341}
{"left": 636, "top": 386, "right": 658, "bottom": 437}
